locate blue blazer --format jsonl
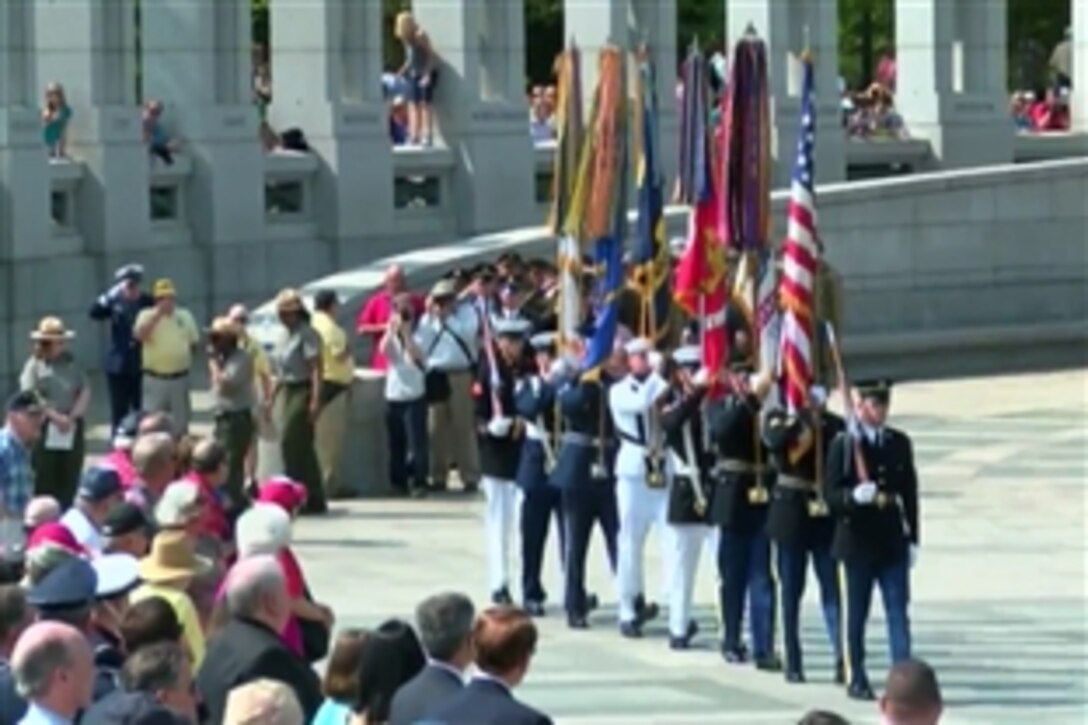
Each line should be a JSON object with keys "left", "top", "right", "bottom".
{"left": 424, "top": 677, "right": 553, "bottom": 725}
{"left": 549, "top": 380, "right": 615, "bottom": 492}
{"left": 514, "top": 376, "right": 557, "bottom": 492}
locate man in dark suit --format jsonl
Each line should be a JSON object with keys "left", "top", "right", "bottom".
{"left": 389, "top": 592, "right": 475, "bottom": 725}
{"left": 195, "top": 555, "right": 322, "bottom": 722}
{"left": 426, "top": 606, "right": 552, "bottom": 725}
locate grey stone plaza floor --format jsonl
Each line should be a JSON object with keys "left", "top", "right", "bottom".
{"left": 90, "top": 369, "right": 1088, "bottom": 724}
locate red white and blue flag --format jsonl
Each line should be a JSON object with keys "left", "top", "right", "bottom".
{"left": 778, "top": 55, "right": 819, "bottom": 440}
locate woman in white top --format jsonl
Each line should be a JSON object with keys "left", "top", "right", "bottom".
{"left": 380, "top": 295, "right": 430, "bottom": 498}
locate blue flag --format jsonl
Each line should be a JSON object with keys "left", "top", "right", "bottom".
{"left": 632, "top": 58, "right": 670, "bottom": 344}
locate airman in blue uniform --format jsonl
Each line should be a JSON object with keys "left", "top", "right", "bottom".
{"left": 763, "top": 385, "right": 845, "bottom": 684}
{"left": 549, "top": 344, "right": 620, "bottom": 630}
{"left": 88, "top": 264, "right": 154, "bottom": 430}
{"left": 514, "top": 331, "right": 566, "bottom": 616}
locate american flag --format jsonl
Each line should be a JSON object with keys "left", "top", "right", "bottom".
{"left": 778, "top": 55, "right": 819, "bottom": 440}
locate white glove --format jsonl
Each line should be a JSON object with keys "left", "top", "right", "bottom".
{"left": 852, "top": 481, "right": 878, "bottom": 505}
{"left": 647, "top": 351, "right": 665, "bottom": 373}
{"left": 487, "top": 417, "right": 513, "bottom": 437}
{"left": 691, "top": 368, "right": 711, "bottom": 389}
{"left": 909, "top": 545, "right": 918, "bottom": 569}
{"left": 548, "top": 359, "right": 571, "bottom": 382}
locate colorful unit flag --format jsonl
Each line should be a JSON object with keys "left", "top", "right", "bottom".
{"left": 779, "top": 54, "right": 820, "bottom": 457}
{"left": 632, "top": 54, "right": 671, "bottom": 345}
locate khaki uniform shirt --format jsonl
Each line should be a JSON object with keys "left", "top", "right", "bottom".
{"left": 19, "top": 352, "right": 87, "bottom": 414}
{"left": 273, "top": 323, "right": 322, "bottom": 383}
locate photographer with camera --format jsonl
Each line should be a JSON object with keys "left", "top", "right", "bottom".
{"left": 381, "top": 294, "right": 430, "bottom": 498}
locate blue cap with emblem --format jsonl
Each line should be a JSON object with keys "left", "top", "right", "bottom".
{"left": 493, "top": 317, "right": 532, "bottom": 338}
{"left": 93, "top": 553, "right": 141, "bottom": 601}
{"left": 672, "top": 345, "right": 701, "bottom": 368}
{"left": 27, "top": 556, "right": 97, "bottom": 610}
{"left": 77, "top": 467, "right": 123, "bottom": 504}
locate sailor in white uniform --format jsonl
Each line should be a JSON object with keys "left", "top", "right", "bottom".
{"left": 608, "top": 337, "right": 671, "bottom": 637}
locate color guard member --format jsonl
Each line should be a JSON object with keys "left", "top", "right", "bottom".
{"left": 609, "top": 338, "right": 669, "bottom": 638}
{"left": 514, "top": 332, "right": 566, "bottom": 616}
{"left": 825, "top": 379, "right": 919, "bottom": 701}
{"left": 707, "top": 361, "right": 780, "bottom": 670}
{"left": 764, "top": 385, "right": 845, "bottom": 684}
{"left": 659, "top": 346, "right": 715, "bottom": 650}
{"left": 475, "top": 317, "right": 531, "bottom": 605}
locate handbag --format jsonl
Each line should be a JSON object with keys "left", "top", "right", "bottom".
{"left": 298, "top": 585, "right": 330, "bottom": 663}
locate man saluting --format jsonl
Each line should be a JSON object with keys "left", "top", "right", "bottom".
{"left": 825, "top": 379, "right": 919, "bottom": 701}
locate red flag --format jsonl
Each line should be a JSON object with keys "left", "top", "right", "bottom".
{"left": 675, "top": 193, "right": 728, "bottom": 394}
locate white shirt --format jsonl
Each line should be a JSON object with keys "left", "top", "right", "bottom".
{"left": 19, "top": 702, "right": 73, "bottom": 725}
{"left": 60, "top": 505, "right": 103, "bottom": 553}
{"left": 609, "top": 372, "right": 671, "bottom": 479}
{"left": 418, "top": 304, "right": 479, "bottom": 372}
{"left": 383, "top": 333, "right": 426, "bottom": 402}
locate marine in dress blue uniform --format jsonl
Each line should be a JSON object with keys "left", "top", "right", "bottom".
{"left": 549, "top": 350, "right": 620, "bottom": 629}
{"left": 764, "top": 385, "right": 846, "bottom": 684}
{"left": 706, "top": 362, "right": 781, "bottom": 670}
{"left": 475, "top": 317, "right": 532, "bottom": 605}
{"left": 825, "top": 379, "right": 919, "bottom": 701}
{"left": 660, "top": 346, "right": 715, "bottom": 650}
{"left": 88, "top": 264, "right": 154, "bottom": 430}
{"left": 513, "top": 332, "right": 566, "bottom": 616}
{"left": 609, "top": 338, "right": 671, "bottom": 639}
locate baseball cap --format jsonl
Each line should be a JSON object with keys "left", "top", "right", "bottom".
{"left": 102, "top": 502, "right": 151, "bottom": 538}
{"left": 77, "top": 467, "right": 124, "bottom": 503}
{"left": 27, "top": 522, "right": 87, "bottom": 556}
{"left": 5, "top": 390, "right": 44, "bottom": 415}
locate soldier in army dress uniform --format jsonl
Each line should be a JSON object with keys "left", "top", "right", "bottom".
{"left": 764, "top": 384, "right": 846, "bottom": 684}
{"left": 825, "top": 379, "right": 919, "bottom": 701}
{"left": 707, "top": 361, "right": 781, "bottom": 670}
{"left": 514, "top": 331, "right": 567, "bottom": 616}
{"left": 659, "top": 346, "right": 715, "bottom": 650}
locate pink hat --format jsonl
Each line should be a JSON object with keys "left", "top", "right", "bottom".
{"left": 27, "top": 522, "right": 88, "bottom": 556}
{"left": 256, "top": 477, "right": 308, "bottom": 513}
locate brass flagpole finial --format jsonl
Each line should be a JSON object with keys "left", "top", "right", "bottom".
{"left": 800, "top": 25, "right": 814, "bottom": 64}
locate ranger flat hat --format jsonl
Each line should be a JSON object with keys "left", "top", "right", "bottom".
{"left": 855, "top": 378, "right": 893, "bottom": 404}
{"left": 672, "top": 345, "right": 701, "bottom": 367}
{"left": 30, "top": 316, "right": 76, "bottom": 341}
{"left": 494, "top": 317, "right": 532, "bottom": 338}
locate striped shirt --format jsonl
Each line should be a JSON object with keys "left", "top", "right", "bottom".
{"left": 0, "top": 427, "right": 34, "bottom": 518}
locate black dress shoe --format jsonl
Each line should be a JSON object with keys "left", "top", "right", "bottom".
{"left": 755, "top": 654, "right": 783, "bottom": 672}
{"left": 634, "top": 597, "right": 659, "bottom": 624}
{"left": 462, "top": 481, "right": 479, "bottom": 494}
{"left": 785, "top": 670, "right": 806, "bottom": 684}
{"left": 524, "top": 600, "right": 545, "bottom": 617}
{"left": 669, "top": 620, "right": 699, "bottom": 650}
{"left": 721, "top": 646, "right": 748, "bottom": 664}
{"left": 586, "top": 593, "right": 600, "bottom": 611}
{"left": 834, "top": 659, "right": 846, "bottom": 685}
{"left": 847, "top": 682, "right": 876, "bottom": 701}
{"left": 619, "top": 621, "right": 642, "bottom": 639}
{"left": 491, "top": 587, "right": 512, "bottom": 605}
{"left": 567, "top": 613, "right": 589, "bottom": 630}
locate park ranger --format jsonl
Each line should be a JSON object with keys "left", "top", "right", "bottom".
{"left": 825, "top": 379, "right": 919, "bottom": 701}
{"left": 764, "top": 384, "right": 846, "bottom": 684}
{"left": 659, "top": 345, "right": 715, "bottom": 650}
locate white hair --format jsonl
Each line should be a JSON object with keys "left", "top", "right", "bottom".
{"left": 235, "top": 503, "right": 292, "bottom": 558}
{"left": 223, "top": 678, "right": 304, "bottom": 725}
{"left": 224, "top": 555, "right": 285, "bottom": 619}
{"left": 154, "top": 481, "right": 201, "bottom": 527}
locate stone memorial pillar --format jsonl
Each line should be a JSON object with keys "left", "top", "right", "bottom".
{"left": 141, "top": 0, "right": 264, "bottom": 309}
{"left": 413, "top": 0, "right": 535, "bottom": 235}
{"left": 0, "top": 0, "right": 49, "bottom": 382}
{"left": 727, "top": 0, "right": 846, "bottom": 187}
{"left": 1073, "top": 1, "right": 1088, "bottom": 132}
{"left": 271, "top": 0, "right": 392, "bottom": 269}
{"left": 35, "top": 0, "right": 149, "bottom": 255}
{"left": 564, "top": 0, "right": 680, "bottom": 191}
{"left": 895, "top": 0, "right": 1013, "bottom": 168}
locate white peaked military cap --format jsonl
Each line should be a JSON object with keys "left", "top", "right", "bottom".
{"left": 93, "top": 553, "right": 141, "bottom": 600}
{"left": 494, "top": 317, "right": 532, "bottom": 337}
{"left": 673, "top": 345, "right": 701, "bottom": 367}
{"left": 809, "top": 385, "right": 828, "bottom": 406}
{"left": 624, "top": 337, "right": 652, "bottom": 356}
{"left": 530, "top": 331, "right": 558, "bottom": 350}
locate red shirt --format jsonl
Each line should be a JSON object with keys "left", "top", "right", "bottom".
{"left": 356, "top": 290, "right": 424, "bottom": 370}
{"left": 184, "top": 472, "right": 231, "bottom": 543}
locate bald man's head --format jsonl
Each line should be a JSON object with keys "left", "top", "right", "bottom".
{"left": 224, "top": 555, "right": 290, "bottom": 632}
{"left": 880, "top": 658, "right": 943, "bottom": 725}
{"left": 384, "top": 265, "right": 405, "bottom": 292}
{"left": 11, "top": 621, "right": 94, "bottom": 715}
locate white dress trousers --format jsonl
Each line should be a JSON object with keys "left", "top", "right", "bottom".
{"left": 667, "top": 523, "right": 712, "bottom": 638}
{"left": 615, "top": 473, "right": 670, "bottom": 623}
{"left": 481, "top": 476, "right": 522, "bottom": 593}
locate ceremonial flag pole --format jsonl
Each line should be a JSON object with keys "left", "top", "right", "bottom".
{"left": 554, "top": 41, "right": 587, "bottom": 358}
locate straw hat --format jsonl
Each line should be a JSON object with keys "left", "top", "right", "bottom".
{"left": 30, "top": 316, "right": 75, "bottom": 341}
{"left": 207, "top": 316, "right": 241, "bottom": 338}
{"left": 274, "top": 288, "right": 305, "bottom": 312}
{"left": 138, "top": 529, "right": 212, "bottom": 584}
